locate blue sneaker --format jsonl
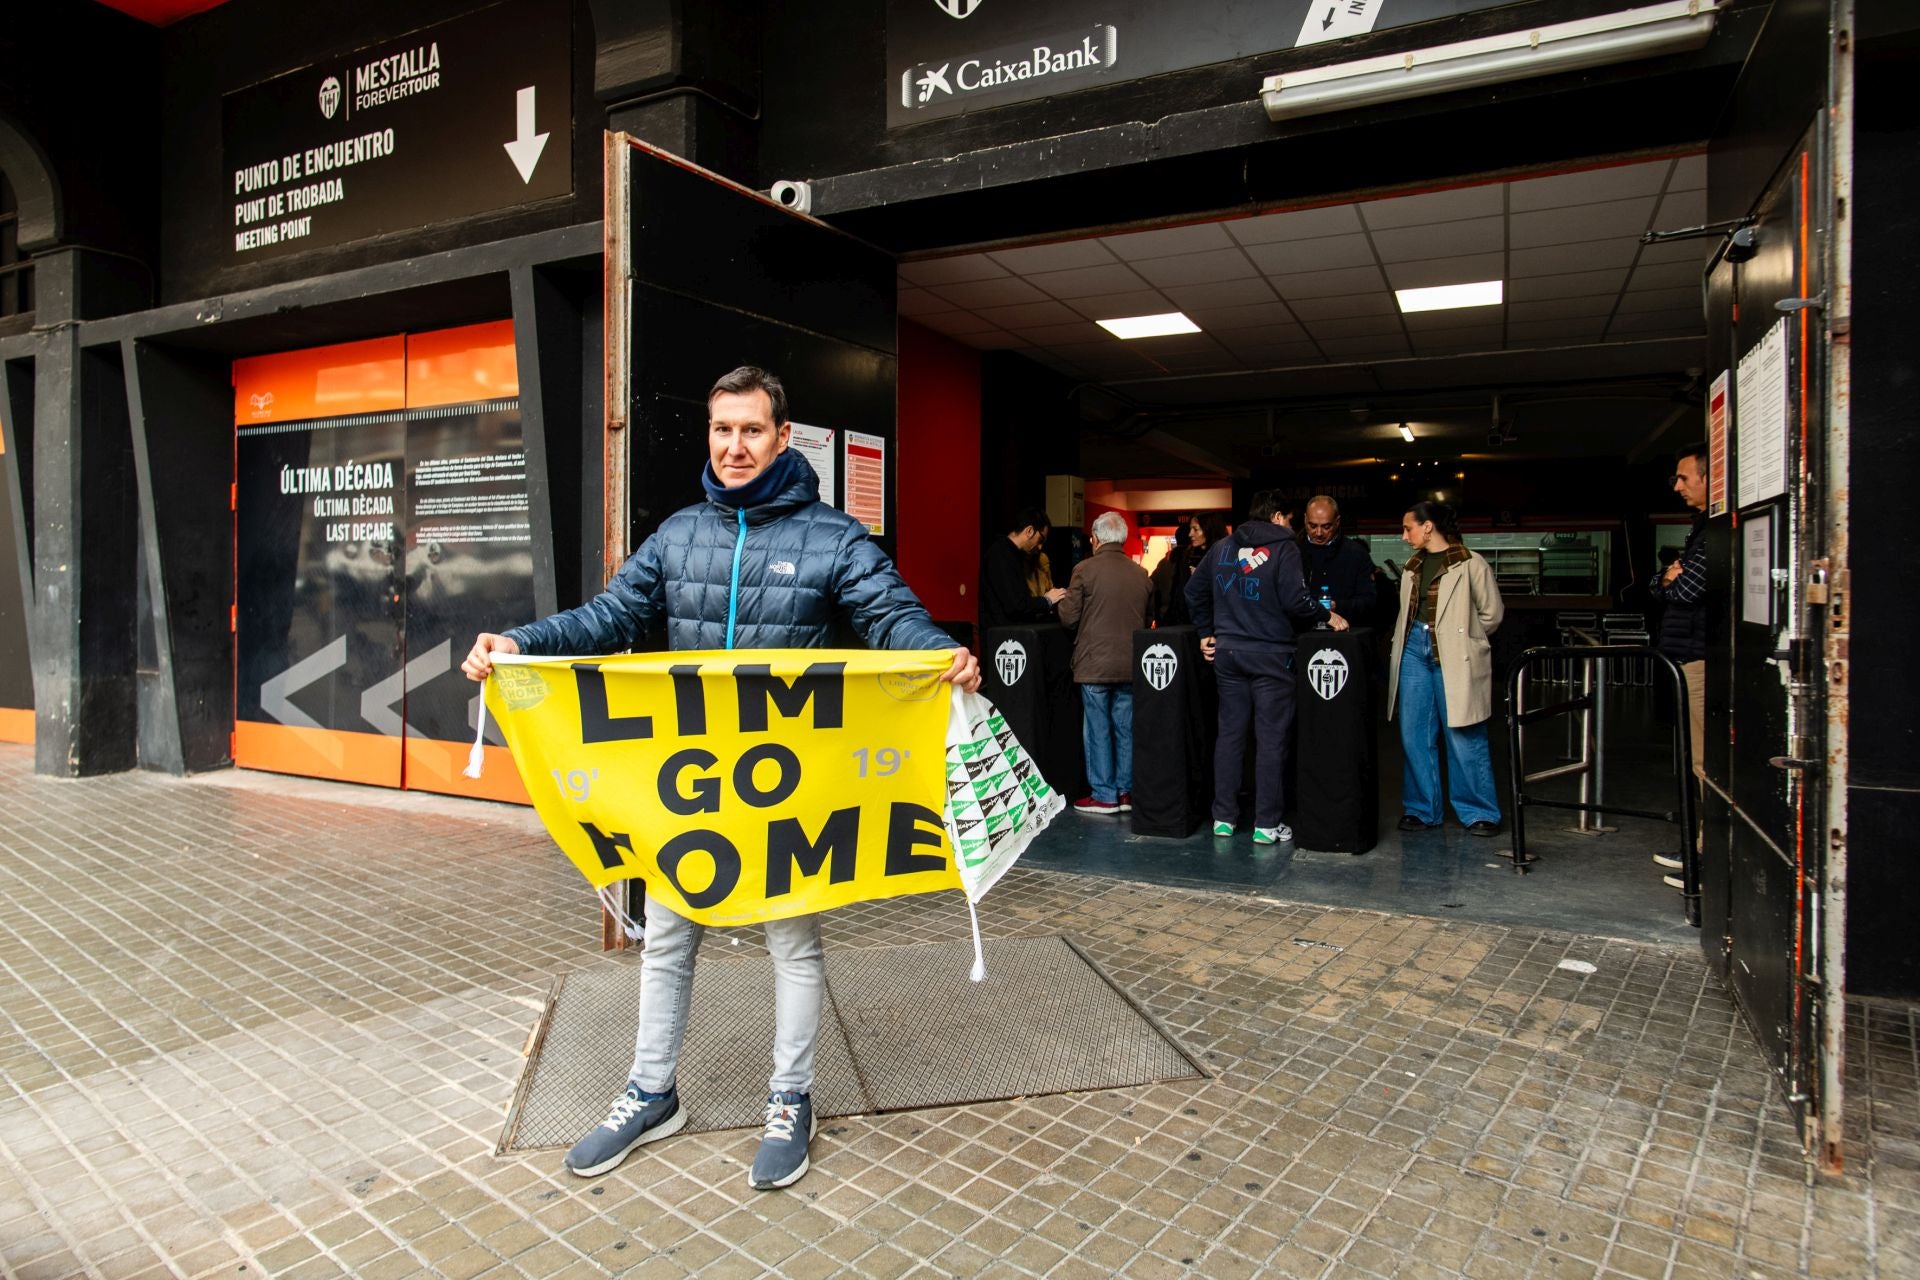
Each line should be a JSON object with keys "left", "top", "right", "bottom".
{"left": 747, "top": 1090, "right": 816, "bottom": 1190}
{"left": 564, "top": 1081, "right": 685, "bottom": 1177}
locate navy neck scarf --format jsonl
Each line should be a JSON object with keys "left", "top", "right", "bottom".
{"left": 702, "top": 447, "right": 798, "bottom": 509}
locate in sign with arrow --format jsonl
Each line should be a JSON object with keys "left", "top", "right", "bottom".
{"left": 1297, "top": 0, "right": 1383, "bottom": 47}
{"left": 504, "top": 85, "right": 550, "bottom": 184}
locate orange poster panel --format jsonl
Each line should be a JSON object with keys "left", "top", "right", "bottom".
{"left": 233, "top": 335, "right": 405, "bottom": 426}
{"left": 407, "top": 320, "right": 518, "bottom": 408}
{"left": 0, "top": 707, "right": 33, "bottom": 744}
{"left": 234, "top": 722, "right": 403, "bottom": 788}
{"left": 404, "top": 738, "right": 530, "bottom": 805}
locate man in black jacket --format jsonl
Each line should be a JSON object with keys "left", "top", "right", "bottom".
{"left": 981, "top": 508, "right": 1065, "bottom": 632}
{"left": 1300, "top": 496, "right": 1378, "bottom": 623}
{"left": 1649, "top": 443, "right": 1709, "bottom": 888}
{"left": 1187, "top": 491, "right": 1349, "bottom": 846}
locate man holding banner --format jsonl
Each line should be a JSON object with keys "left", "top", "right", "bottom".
{"left": 463, "top": 366, "right": 978, "bottom": 1190}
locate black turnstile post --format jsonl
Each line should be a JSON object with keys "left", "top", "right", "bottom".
{"left": 1129, "top": 626, "right": 1213, "bottom": 837}
{"left": 1293, "top": 627, "right": 1378, "bottom": 853}
{"left": 980, "top": 624, "right": 1085, "bottom": 801}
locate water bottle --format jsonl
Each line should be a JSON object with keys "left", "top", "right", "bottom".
{"left": 1317, "top": 586, "right": 1333, "bottom": 629}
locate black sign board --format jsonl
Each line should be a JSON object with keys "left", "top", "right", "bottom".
{"left": 222, "top": 0, "right": 571, "bottom": 262}
{"left": 886, "top": 0, "right": 1518, "bottom": 127}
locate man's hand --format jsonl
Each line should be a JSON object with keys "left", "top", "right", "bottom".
{"left": 941, "top": 646, "right": 982, "bottom": 694}
{"left": 1044, "top": 587, "right": 1067, "bottom": 605}
{"left": 462, "top": 632, "right": 521, "bottom": 681}
{"left": 1200, "top": 635, "right": 1217, "bottom": 663}
{"left": 1660, "top": 561, "right": 1684, "bottom": 586}
{"left": 1326, "top": 611, "right": 1351, "bottom": 632}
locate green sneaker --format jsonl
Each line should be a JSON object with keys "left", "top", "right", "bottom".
{"left": 1212, "top": 821, "right": 1234, "bottom": 837}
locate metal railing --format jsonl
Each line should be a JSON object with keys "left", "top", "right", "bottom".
{"left": 1504, "top": 644, "right": 1700, "bottom": 926}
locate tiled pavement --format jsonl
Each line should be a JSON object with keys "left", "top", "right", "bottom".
{"left": 0, "top": 743, "right": 1914, "bottom": 1279}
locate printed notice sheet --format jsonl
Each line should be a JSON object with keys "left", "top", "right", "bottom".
{"left": 1707, "top": 371, "right": 1730, "bottom": 517}
{"left": 1736, "top": 319, "right": 1789, "bottom": 507}
{"left": 845, "top": 431, "right": 886, "bottom": 535}
{"left": 788, "top": 422, "right": 837, "bottom": 507}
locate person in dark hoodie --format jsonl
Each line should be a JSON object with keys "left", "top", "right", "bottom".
{"left": 1186, "top": 490, "right": 1349, "bottom": 846}
{"left": 462, "top": 367, "right": 977, "bottom": 1193}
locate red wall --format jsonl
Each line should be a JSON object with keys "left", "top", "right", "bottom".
{"left": 896, "top": 322, "right": 982, "bottom": 637}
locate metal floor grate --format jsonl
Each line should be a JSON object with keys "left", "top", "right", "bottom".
{"left": 499, "top": 935, "right": 1205, "bottom": 1153}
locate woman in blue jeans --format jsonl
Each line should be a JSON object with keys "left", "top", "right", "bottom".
{"left": 1385, "top": 500, "right": 1506, "bottom": 835}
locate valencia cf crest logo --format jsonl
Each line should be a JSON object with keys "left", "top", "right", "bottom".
{"left": 994, "top": 638, "right": 1027, "bottom": 685}
{"left": 936, "top": 0, "right": 983, "bottom": 16}
{"left": 318, "top": 76, "right": 341, "bottom": 119}
{"left": 1141, "top": 643, "right": 1178, "bottom": 691}
{"left": 1307, "top": 649, "right": 1349, "bottom": 701}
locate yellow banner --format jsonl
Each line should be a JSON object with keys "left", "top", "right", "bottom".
{"left": 484, "top": 649, "right": 961, "bottom": 926}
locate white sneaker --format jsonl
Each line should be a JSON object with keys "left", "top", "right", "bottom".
{"left": 1652, "top": 853, "right": 1683, "bottom": 870}
{"left": 1662, "top": 874, "right": 1685, "bottom": 890}
{"left": 1252, "top": 825, "right": 1293, "bottom": 846}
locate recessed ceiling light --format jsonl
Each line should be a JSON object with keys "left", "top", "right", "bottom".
{"left": 1395, "top": 280, "right": 1503, "bottom": 313}
{"left": 1096, "top": 312, "right": 1201, "bottom": 339}
{"left": 1398, "top": 423, "right": 1416, "bottom": 443}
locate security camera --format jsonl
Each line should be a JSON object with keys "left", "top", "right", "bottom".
{"left": 770, "top": 180, "right": 813, "bottom": 214}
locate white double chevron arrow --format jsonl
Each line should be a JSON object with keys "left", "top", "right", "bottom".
{"left": 259, "top": 636, "right": 348, "bottom": 729}
{"left": 360, "top": 639, "right": 453, "bottom": 739}
{"left": 503, "top": 85, "right": 550, "bottom": 184}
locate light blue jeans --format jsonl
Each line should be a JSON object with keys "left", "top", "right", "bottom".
{"left": 1397, "top": 623, "right": 1501, "bottom": 826}
{"left": 1080, "top": 683, "right": 1134, "bottom": 804}
{"left": 630, "top": 889, "right": 823, "bottom": 1095}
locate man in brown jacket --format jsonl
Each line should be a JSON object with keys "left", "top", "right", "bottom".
{"left": 1058, "top": 511, "right": 1153, "bottom": 815}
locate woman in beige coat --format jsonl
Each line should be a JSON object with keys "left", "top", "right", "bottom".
{"left": 1386, "top": 500, "right": 1506, "bottom": 835}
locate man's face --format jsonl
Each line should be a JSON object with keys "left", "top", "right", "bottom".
{"left": 1016, "top": 525, "right": 1047, "bottom": 553}
{"left": 1304, "top": 502, "right": 1339, "bottom": 546}
{"left": 1672, "top": 456, "right": 1708, "bottom": 512}
{"left": 709, "top": 389, "right": 789, "bottom": 488}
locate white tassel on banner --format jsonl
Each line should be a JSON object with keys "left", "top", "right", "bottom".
{"left": 597, "top": 884, "right": 646, "bottom": 943}
{"left": 463, "top": 694, "right": 489, "bottom": 779}
{"left": 967, "top": 898, "right": 985, "bottom": 983}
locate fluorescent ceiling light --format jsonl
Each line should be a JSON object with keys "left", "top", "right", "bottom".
{"left": 1097, "top": 312, "right": 1201, "bottom": 339}
{"left": 1398, "top": 423, "right": 1416, "bottom": 443}
{"left": 1396, "top": 280, "right": 1503, "bottom": 313}
{"left": 1261, "top": 1, "right": 1720, "bottom": 123}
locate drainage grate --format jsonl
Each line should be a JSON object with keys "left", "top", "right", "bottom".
{"left": 499, "top": 935, "right": 1205, "bottom": 1153}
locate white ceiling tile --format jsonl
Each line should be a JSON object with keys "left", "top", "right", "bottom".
{"left": 898, "top": 255, "right": 1007, "bottom": 287}
{"left": 1183, "top": 302, "right": 1299, "bottom": 333}
{"left": 1131, "top": 248, "right": 1262, "bottom": 289}
{"left": 1507, "top": 296, "right": 1617, "bottom": 322}
{"left": 912, "top": 310, "right": 1007, "bottom": 337}
{"left": 1319, "top": 335, "right": 1411, "bottom": 360}
{"left": 985, "top": 239, "right": 1118, "bottom": 274}
{"left": 1243, "top": 234, "right": 1375, "bottom": 276}
{"left": 1161, "top": 278, "right": 1278, "bottom": 310}
{"left": 1371, "top": 216, "right": 1504, "bottom": 263}
{"left": 1065, "top": 289, "right": 1179, "bottom": 320}
{"left": 925, "top": 276, "right": 1048, "bottom": 309}
{"left": 1304, "top": 314, "right": 1406, "bottom": 340}
{"left": 1615, "top": 287, "right": 1702, "bottom": 315}
{"left": 1270, "top": 264, "right": 1391, "bottom": 300}
{"left": 1227, "top": 203, "right": 1363, "bottom": 245}
{"left": 1401, "top": 309, "right": 1502, "bottom": 334}
{"left": 1359, "top": 184, "right": 1504, "bottom": 230}
{"left": 1669, "top": 154, "right": 1707, "bottom": 191}
{"left": 1629, "top": 260, "right": 1705, "bottom": 291}
{"left": 1384, "top": 253, "right": 1506, "bottom": 291}
{"left": 1122, "top": 332, "right": 1224, "bottom": 356}
{"left": 973, "top": 299, "right": 1083, "bottom": 329}
{"left": 1509, "top": 240, "right": 1640, "bottom": 277}
{"left": 1510, "top": 196, "right": 1659, "bottom": 248}
{"left": 1652, "top": 188, "right": 1707, "bottom": 231}
{"left": 1508, "top": 160, "right": 1670, "bottom": 211}
{"left": 1102, "top": 221, "right": 1237, "bottom": 260}
{"left": 898, "top": 288, "right": 959, "bottom": 317}
{"left": 1009, "top": 320, "right": 1110, "bottom": 345}
{"left": 1026, "top": 262, "right": 1152, "bottom": 299}
{"left": 1288, "top": 293, "right": 1400, "bottom": 321}
{"left": 1507, "top": 269, "right": 1629, "bottom": 301}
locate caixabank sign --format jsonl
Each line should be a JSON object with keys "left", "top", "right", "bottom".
{"left": 221, "top": 0, "right": 571, "bottom": 262}
{"left": 885, "top": 0, "right": 1520, "bottom": 127}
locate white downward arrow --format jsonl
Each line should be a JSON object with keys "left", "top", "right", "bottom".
{"left": 503, "top": 85, "right": 550, "bottom": 184}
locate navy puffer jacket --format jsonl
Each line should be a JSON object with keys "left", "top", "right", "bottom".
{"left": 504, "top": 451, "right": 955, "bottom": 655}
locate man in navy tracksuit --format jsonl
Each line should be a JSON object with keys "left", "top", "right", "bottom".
{"left": 1186, "top": 490, "right": 1350, "bottom": 845}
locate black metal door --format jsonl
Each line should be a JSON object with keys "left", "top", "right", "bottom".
{"left": 1700, "top": 123, "right": 1829, "bottom": 1145}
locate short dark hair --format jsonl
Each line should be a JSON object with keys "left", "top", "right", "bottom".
{"left": 1248, "top": 490, "right": 1285, "bottom": 522}
{"left": 1675, "top": 442, "right": 1709, "bottom": 473}
{"left": 709, "top": 366, "right": 789, "bottom": 424}
{"left": 1009, "top": 507, "right": 1053, "bottom": 536}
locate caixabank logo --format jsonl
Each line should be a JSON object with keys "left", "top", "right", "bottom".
{"left": 901, "top": 24, "right": 1117, "bottom": 110}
